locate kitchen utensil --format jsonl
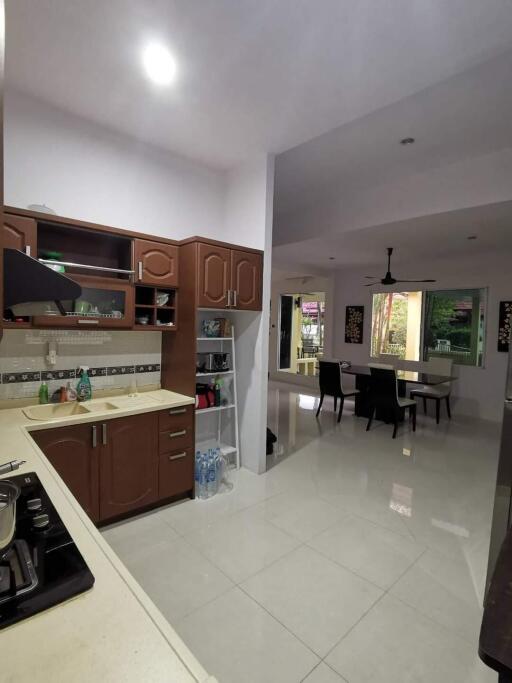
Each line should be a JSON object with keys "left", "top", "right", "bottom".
{"left": 75, "top": 300, "right": 91, "bottom": 315}
{"left": 0, "top": 480, "right": 20, "bottom": 556}
{"left": 156, "top": 292, "right": 169, "bottom": 306}
{"left": 0, "top": 460, "right": 26, "bottom": 476}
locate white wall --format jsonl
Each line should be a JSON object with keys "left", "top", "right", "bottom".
{"left": 4, "top": 89, "right": 274, "bottom": 471}
{"left": 274, "top": 146, "right": 512, "bottom": 247}
{"left": 269, "top": 274, "right": 334, "bottom": 390}
{"left": 332, "top": 251, "right": 512, "bottom": 422}
{"left": 225, "top": 156, "right": 275, "bottom": 474}
{"left": 4, "top": 89, "right": 227, "bottom": 242}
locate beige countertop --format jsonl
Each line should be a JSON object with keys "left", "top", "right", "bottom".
{"left": 0, "top": 390, "right": 217, "bottom": 683}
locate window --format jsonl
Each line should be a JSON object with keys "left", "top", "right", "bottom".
{"left": 370, "top": 288, "right": 486, "bottom": 367}
{"left": 371, "top": 291, "right": 422, "bottom": 361}
{"left": 423, "top": 289, "right": 486, "bottom": 367}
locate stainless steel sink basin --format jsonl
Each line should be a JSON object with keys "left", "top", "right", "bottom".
{"left": 23, "top": 403, "right": 91, "bottom": 421}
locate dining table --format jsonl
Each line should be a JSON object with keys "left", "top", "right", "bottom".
{"left": 330, "top": 362, "right": 457, "bottom": 421}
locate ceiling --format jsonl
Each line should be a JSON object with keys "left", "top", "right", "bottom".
{"left": 6, "top": 0, "right": 512, "bottom": 169}
{"left": 274, "top": 48, "right": 512, "bottom": 217}
{"left": 271, "top": 201, "right": 512, "bottom": 273}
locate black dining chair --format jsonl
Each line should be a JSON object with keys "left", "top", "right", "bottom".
{"left": 366, "top": 366, "right": 417, "bottom": 439}
{"left": 316, "top": 361, "right": 359, "bottom": 423}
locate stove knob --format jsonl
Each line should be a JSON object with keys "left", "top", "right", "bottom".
{"left": 32, "top": 513, "right": 50, "bottom": 529}
{"left": 27, "top": 497, "right": 42, "bottom": 512}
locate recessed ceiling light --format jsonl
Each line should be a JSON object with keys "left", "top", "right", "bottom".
{"left": 467, "top": 235, "right": 477, "bottom": 240}
{"left": 400, "top": 137, "right": 415, "bottom": 145}
{"left": 142, "top": 43, "right": 177, "bottom": 86}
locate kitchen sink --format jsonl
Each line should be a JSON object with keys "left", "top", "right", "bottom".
{"left": 23, "top": 402, "right": 91, "bottom": 420}
{"left": 109, "top": 395, "right": 159, "bottom": 408}
{"left": 85, "top": 401, "right": 118, "bottom": 412}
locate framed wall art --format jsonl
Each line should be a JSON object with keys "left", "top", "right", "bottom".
{"left": 345, "top": 305, "right": 364, "bottom": 344}
{"left": 498, "top": 301, "right": 512, "bottom": 352}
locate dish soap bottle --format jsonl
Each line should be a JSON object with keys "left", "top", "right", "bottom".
{"left": 38, "top": 381, "right": 49, "bottom": 405}
{"left": 76, "top": 366, "right": 92, "bottom": 402}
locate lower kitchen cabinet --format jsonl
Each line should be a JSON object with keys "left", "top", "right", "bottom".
{"left": 30, "top": 408, "right": 194, "bottom": 525}
{"left": 31, "top": 423, "right": 100, "bottom": 522}
{"left": 159, "top": 447, "right": 194, "bottom": 499}
{"left": 99, "top": 412, "right": 158, "bottom": 520}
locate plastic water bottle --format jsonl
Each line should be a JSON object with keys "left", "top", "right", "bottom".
{"left": 207, "top": 450, "right": 217, "bottom": 498}
{"left": 198, "top": 456, "right": 208, "bottom": 499}
{"left": 195, "top": 451, "right": 202, "bottom": 486}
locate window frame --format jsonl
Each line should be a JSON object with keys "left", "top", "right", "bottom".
{"left": 369, "top": 286, "right": 488, "bottom": 368}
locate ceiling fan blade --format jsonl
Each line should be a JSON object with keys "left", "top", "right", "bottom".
{"left": 364, "top": 282, "right": 379, "bottom": 286}
{"left": 364, "top": 276, "right": 379, "bottom": 279}
{"left": 394, "top": 279, "right": 437, "bottom": 283}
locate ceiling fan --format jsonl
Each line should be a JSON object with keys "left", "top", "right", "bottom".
{"left": 364, "top": 247, "right": 436, "bottom": 286}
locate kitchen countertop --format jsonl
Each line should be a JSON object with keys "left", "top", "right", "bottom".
{"left": 0, "top": 390, "right": 217, "bottom": 683}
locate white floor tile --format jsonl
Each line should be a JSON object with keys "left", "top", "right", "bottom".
{"left": 308, "top": 515, "right": 425, "bottom": 589}
{"left": 159, "top": 467, "right": 285, "bottom": 535}
{"left": 176, "top": 587, "right": 319, "bottom": 683}
{"left": 119, "top": 536, "right": 234, "bottom": 621}
{"left": 101, "top": 509, "right": 179, "bottom": 558}
{"left": 326, "top": 594, "right": 495, "bottom": 683}
{"left": 255, "top": 490, "right": 347, "bottom": 542}
{"left": 242, "top": 545, "right": 382, "bottom": 657}
{"left": 390, "top": 548, "right": 485, "bottom": 643}
{"left": 302, "top": 663, "right": 347, "bottom": 683}
{"left": 186, "top": 505, "right": 301, "bottom": 583}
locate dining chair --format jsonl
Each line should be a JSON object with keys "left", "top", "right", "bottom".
{"left": 366, "top": 366, "right": 417, "bottom": 439}
{"left": 316, "top": 361, "right": 359, "bottom": 423}
{"left": 410, "top": 357, "right": 453, "bottom": 424}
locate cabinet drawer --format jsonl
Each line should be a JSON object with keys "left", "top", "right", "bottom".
{"left": 158, "top": 405, "right": 194, "bottom": 432}
{"left": 159, "top": 447, "right": 194, "bottom": 499}
{"left": 159, "top": 425, "right": 194, "bottom": 454}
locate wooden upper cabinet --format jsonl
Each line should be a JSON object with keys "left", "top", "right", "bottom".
{"left": 31, "top": 423, "right": 100, "bottom": 522}
{"left": 3, "top": 215, "right": 37, "bottom": 256}
{"left": 197, "top": 242, "right": 231, "bottom": 308}
{"left": 231, "top": 249, "right": 262, "bottom": 311}
{"left": 134, "top": 238, "right": 178, "bottom": 287}
{"left": 99, "top": 412, "right": 158, "bottom": 520}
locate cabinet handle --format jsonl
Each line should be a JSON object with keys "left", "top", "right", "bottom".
{"left": 233, "top": 290, "right": 237, "bottom": 307}
{"left": 169, "top": 429, "right": 187, "bottom": 438}
{"left": 168, "top": 452, "right": 187, "bottom": 461}
{"left": 92, "top": 425, "right": 97, "bottom": 448}
{"left": 138, "top": 261, "right": 143, "bottom": 281}
{"left": 78, "top": 319, "right": 99, "bottom": 325}
{"left": 169, "top": 408, "right": 186, "bottom": 415}
{"left": 102, "top": 423, "right": 107, "bottom": 445}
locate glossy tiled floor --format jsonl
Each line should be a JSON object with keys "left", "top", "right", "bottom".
{"left": 102, "top": 381, "right": 500, "bottom": 682}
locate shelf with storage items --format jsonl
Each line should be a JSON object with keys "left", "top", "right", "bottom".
{"left": 32, "top": 274, "right": 134, "bottom": 328}
{"left": 195, "top": 321, "right": 240, "bottom": 469}
{"left": 134, "top": 285, "right": 177, "bottom": 331}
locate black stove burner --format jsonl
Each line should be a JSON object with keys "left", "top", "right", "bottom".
{"left": 0, "top": 472, "right": 94, "bottom": 629}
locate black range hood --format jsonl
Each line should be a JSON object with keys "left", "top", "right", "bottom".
{"left": 3, "top": 248, "right": 82, "bottom": 314}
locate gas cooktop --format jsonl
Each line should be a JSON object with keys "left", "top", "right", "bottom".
{"left": 0, "top": 471, "right": 94, "bottom": 629}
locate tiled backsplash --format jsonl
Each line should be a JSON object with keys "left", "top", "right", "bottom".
{"left": 0, "top": 330, "right": 162, "bottom": 400}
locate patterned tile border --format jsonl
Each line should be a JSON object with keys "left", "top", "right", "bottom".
{"left": 1, "top": 364, "right": 161, "bottom": 384}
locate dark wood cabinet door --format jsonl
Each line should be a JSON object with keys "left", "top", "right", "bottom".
{"left": 31, "top": 424, "right": 100, "bottom": 522}
{"left": 197, "top": 243, "right": 231, "bottom": 308}
{"left": 159, "top": 448, "right": 194, "bottom": 500}
{"left": 99, "top": 412, "right": 158, "bottom": 520}
{"left": 3, "top": 215, "right": 37, "bottom": 256}
{"left": 231, "top": 249, "right": 262, "bottom": 310}
{"left": 134, "top": 239, "right": 179, "bottom": 287}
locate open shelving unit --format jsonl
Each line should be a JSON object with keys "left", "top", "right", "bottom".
{"left": 134, "top": 285, "right": 177, "bottom": 331}
{"left": 195, "top": 327, "right": 240, "bottom": 469}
